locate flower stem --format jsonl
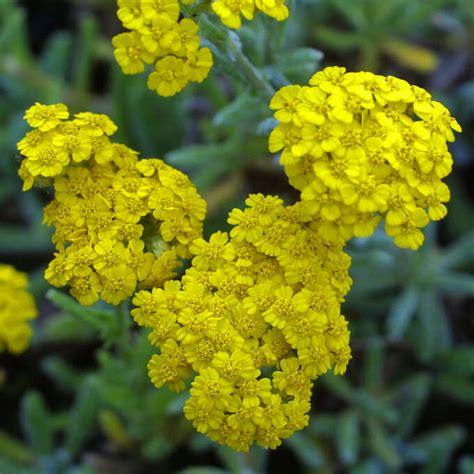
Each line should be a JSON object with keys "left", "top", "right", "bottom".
{"left": 199, "top": 15, "right": 275, "bottom": 101}
{"left": 226, "top": 32, "right": 275, "bottom": 101}
{"left": 116, "top": 299, "right": 132, "bottom": 358}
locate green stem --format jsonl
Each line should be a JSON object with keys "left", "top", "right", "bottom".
{"left": 199, "top": 15, "right": 275, "bottom": 101}
{"left": 116, "top": 300, "right": 132, "bottom": 358}
{"left": 226, "top": 33, "right": 275, "bottom": 101}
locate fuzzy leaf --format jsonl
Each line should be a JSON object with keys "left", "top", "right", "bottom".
{"left": 411, "top": 426, "right": 465, "bottom": 474}
{"left": 387, "top": 286, "right": 419, "bottom": 339}
{"left": 367, "top": 418, "right": 401, "bottom": 469}
{"left": 337, "top": 410, "right": 360, "bottom": 465}
{"left": 277, "top": 47, "right": 324, "bottom": 83}
{"left": 20, "top": 391, "right": 54, "bottom": 455}
{"left": 437, "top": 346, "right": 474, "bottom": 375}
{"left": 64, "top": 378, "right": 99, "bottom": 456}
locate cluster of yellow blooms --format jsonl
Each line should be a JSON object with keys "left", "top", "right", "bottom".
{"left": 210, "top": 0, "right": 289, "bottom": 29}
{"left": 132, "top": 194, "right": 352, "bottom": 450}
{"left": 113, "top": 0, "right": 214, "bottom": 96}
{"left": 112, "top": 0, "right": 289, "bottom": 96}
{"left": 14, "top": 64, "right": 461, "bottom": 449}
{"left": 17, "top": 103, "right": 207, "bottom": 305}
{"left": 0, "top": 264, "right": 37, "bottom": 354}
{"left": 269, "top": 67, "right": 461, "bottom": 249}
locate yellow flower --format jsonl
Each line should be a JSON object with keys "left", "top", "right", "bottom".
{"left": 139, "top": 15, "right": 174, "bottom": 56}
{"left": 73, "top": 112, "right": 118, "bottom": 136}
{"left": 147, "top": 56, "right": 189, "bottom": 97}
{"left": 255, "top": 0, "right": 289, "bottom": 21}
{"left": 211, "top": 349, "right": 259, "bottom": 382}
{"left": 148, "top": 351, "right": 190, "bottom": 392}
{"left": 0, "top": 264, "right": 37, "bottom": 354}
{"left": 133, "top": 196, "right": 352, "bottom": 450}
{"left": 161, "top": 18, "right": 200, "bottom": 56}
{"left": 211, "top": 0, "right": 255, "bottom": 29}
{"left": 69, "top": 273, "right": 102, "bottom": 306}
{"left": 189, "top": 367, "right": 234, "bottom": 410}
{"left": 113, "top": 32, "right": 155, "bottom": 74}
{"left": 141, "top": 0, "right": 180, "bottom": 22}
{"left": 183, "top": 396, "right": 225, "bottom": 433}
{"left": 190, "top": 231, "right": 235, "bottom": 271}
{"left": 18, "top": 104, "right": 207, "bottom": 305}
{"left": 186, "top": 48, "right": 213, "bottom": 83}
{"left": 24, "top": 144, "right": 69, "bottom": 177}
{"left": 272, "top": 358, "right": 312, "bottom": 399}
{"left": 100, "top": 266, "right": 137, "bottom": 305}
{"left": 269, "top": 67, "right": 461, "bottom": 249}
{"left": 24, "top": 103, "right": 69, "bottom": 131}
{"left": 53, "top": 131, "right": 92, "bottom": 163}
{"left": 117, "top": 0, "right": 144, "bottom": 30}
{"left": 111, "top": 0, "right": 288, "bottom": 96}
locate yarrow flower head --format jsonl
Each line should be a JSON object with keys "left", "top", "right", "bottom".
{"left": 269, "top": 67, "right": 462, "bottom": 249}
{"left": 17, "top": 103, "right": 207, "bottom": 305}
{"left": 112, "top": 0, "right": 214, "bottom": 96}
{"left": 132, "top": 194, "right": 352, "bottom": 451}
{"left": 211, "top": 0, "right": 289, "bottom": 29}
{"left": 0, "top": 264, "right": 37, "bottom": 354}
{"left": 112, "top": 0, "right": 289, "bottom": 96}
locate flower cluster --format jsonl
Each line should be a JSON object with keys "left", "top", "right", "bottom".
{"left": 112, "top": 0, "right": 290, "bottom": 96}
{"left": 132, "top": 194, "right": 352, "bottom": 450}
{"left": 17, "top": 103, "right": 207, "bottom": 305}
{"left": 113, "top": 0, "right": 213, "bottom": 96}
{"left": 269, "top": 67, "right": 462, "bottom": 249}
{"left": 211, "top": 0, "right": 289, "bottom": 29}
{"left": 0, "top": 264, "right": 37, "bottom": 354}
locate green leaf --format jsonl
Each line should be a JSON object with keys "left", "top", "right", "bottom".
{"left": 314, "top": 26, "right": 365, "bottom": 52}
{"left": 285, "top": 432, "right": 326, "bottom": 468}
{"left": 308, "top": 413, "right": 338, "bottom": 437}
{"left": 213, "top": 93, "right": 268, "bottom": 129}
{"left": 349, "top": 459, "right": 379, "bottom": 474}
{"left": 0, "top": 224, "right": 52, "bottom": 254}
{"left": 415, "top": 290, "right": 451, "bottom": 362}
{"left": 216, "top": 445, "right": 247, "bottom": 474}
{"left": 386, "top": 286, "right": 419, "bottom": 339}
{"left": 366, "top": 418, "right": 401, "bottom": 469}
{"left": 0, "top": 431, "right": 35, "bottom": 466}
{"left": 41, "top": 357, "right": 84, "bottom": 391}
{"left": 178, "top": 468, "right": 229, "bottom": 474}
{"left": 435, "top": 374, "right": 474, "bottom": 403}
{"left": 0, "top": 3, "right": 33, "bottom": 64}
{"left": 256, "top": 117, "right": 278, "bottom": 136}
{"left": 459, "top": 455, "right": 474, "bottom": 474}
{"left": 40, "top": 32, "right": 73, "bottom": 81}
{"left": 437, "top": 271, "right": 474, "bottom": 296}
{"left": 353, "top": 390, "right": 398, "bottom": 425}
{"left": 276, "top": 47, "right": 324, "bottom": 83}
{"left": 72, "top": 15, "right": 99, "bottom": 92}
{"left": 437, "top": 346, "right": 474, "bottom": 376}
{"left": 362, "top": 339, "right": 384, "bottom": 389}
{"left": 442, "top": 230, "right": 474, "bottom": 269}
{"left": 46, "top": 289, "right": 117, "bottom": 343}
{"left": 390, "top": 373, "right": 431, "bottom": 437}
{"left": 20, "top": 391, "right": 54, "bottom": 455}
{"left": 328, "top": 0, "right": 368, "bottom": 29}
{"left": 336, "top": 410, "right": 360, "bottom": 465}
{"left": 41, "top": 311, "right": 95, "bottom": 343}
{"left": 64, "top": 378, "right": 100, "bottom": 456}
{"left": 0, "top": 457, "right": 37, "bottom": 474}
{"left": 411, "top": 426, "right": 465, "bottom": 474}
{"left": 65, "top": 466, "right": 98, "bottom": 474}
{"left": 320, "top": 373, "right": 355, "bottom": 400}
{"left": 167, "top": 142, "right": 235, "bottom": 169}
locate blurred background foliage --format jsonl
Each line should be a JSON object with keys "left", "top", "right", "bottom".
{"left": 0, "top": 0, "right": 473, "bottom": 472}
